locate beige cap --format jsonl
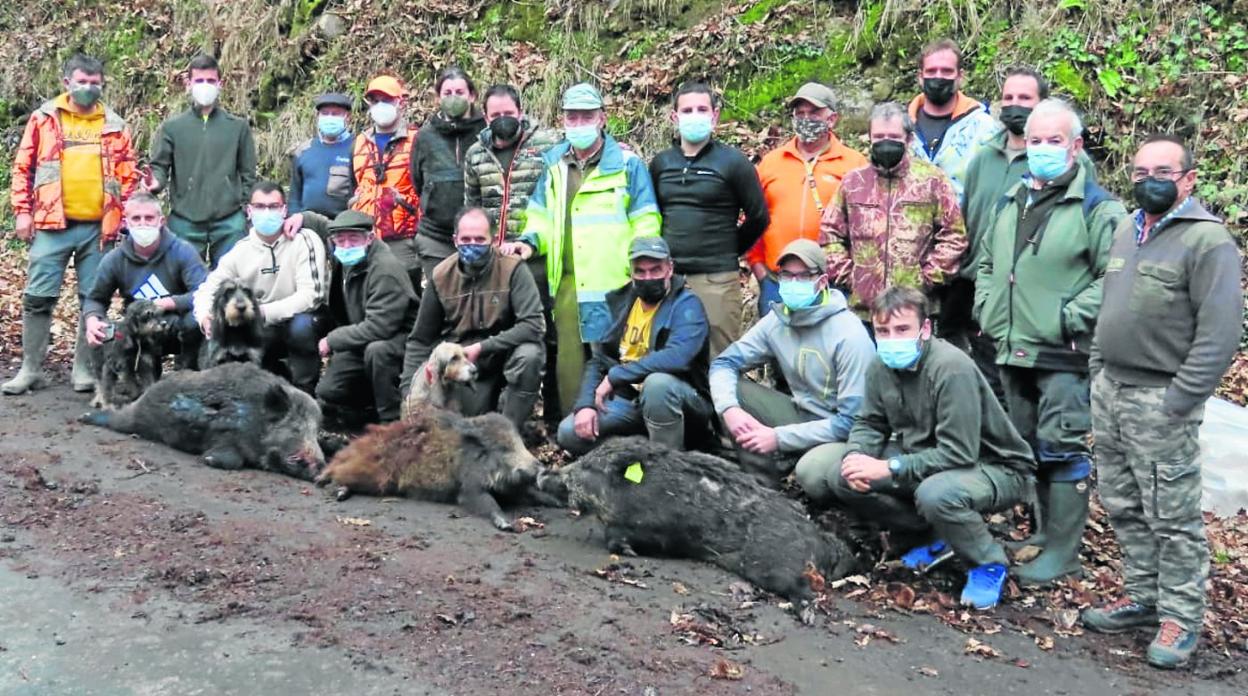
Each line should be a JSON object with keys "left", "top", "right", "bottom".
{"left": 788, "top": 82, "right": 837, "bottom": 110}
{"left": 777, "top": 238, "right": 826, "bottom": 271}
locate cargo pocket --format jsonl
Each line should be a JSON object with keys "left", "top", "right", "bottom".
{"left": 327, "top": 165, "right": 353, "bottom": 199}
{"left": 1152, "top": 451, "right": 1201, "bottom": 521}
{"left": 1128, "top": 262, "right": 1181, "bottom": 316}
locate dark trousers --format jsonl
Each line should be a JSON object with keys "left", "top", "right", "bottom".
{"left": 317, "top": 335, "right": 407, "bottom": 422}
{"left": 261, "top": 311, "right": 323, "bottom": 393}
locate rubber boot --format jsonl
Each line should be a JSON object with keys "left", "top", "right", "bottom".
{"left": 644, "top": 415, "right": 685, "bottom": 450}
{"left": 2, "top": 299, "right": 53, "bottom": 395}
{"left": 1006, "top": 478, "right": 1049, "bottom": 551}
{"left": 499, "top": 389, "right": 541, "bottom": 431}
{"left": 71, "top": 316, "right": 95, "bottom": 393}
{"left": 1014, "top": 478, "right": 1090, "bottom": 586}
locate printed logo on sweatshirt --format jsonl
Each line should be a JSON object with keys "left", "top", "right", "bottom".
{"left": 131, "top": 273, "right": 170, "bottom": 301}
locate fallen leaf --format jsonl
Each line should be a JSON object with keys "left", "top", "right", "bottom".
{"left": 709, "top": 658, "right": 744, "bottom": 680}
{"left": 336, "top": 516, "right": 372, "bottom": 527}
{"left": 917, "top": 666, "right": 939, "bottom": 678}
{"left": 964, "top": 638, "right": 1001, "bottom": 658}
{"left": 511, "top": 516, "right": 544, "bottom": 532}
{"left": 672, "top": 582, "right": 689, "bottom": 595}
{"left": 1035, "top": 635, "right": 1055, "bottom": 651}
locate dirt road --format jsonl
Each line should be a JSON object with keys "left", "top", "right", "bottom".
{"left": 1, "top": 384, "right": 1243, "bottom": 695}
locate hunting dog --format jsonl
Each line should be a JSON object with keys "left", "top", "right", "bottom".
{"left": 200, "top": 280, "right": 264, "bottom": 368}
{"left": 400, "top": 341, "right": 478, "bottom": 418}
{"left": 91, "top": 299, "right": 164, "bottom": 410}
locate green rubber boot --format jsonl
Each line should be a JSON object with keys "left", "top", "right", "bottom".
{"left": 1006, "top": 478, "right": 1048, "bottom": 551}
{"left": 1014, "top": 479, "right": 1090, "bottom": 586}
{"left": 2, "top": 301, "right": 53, "bottom": 395}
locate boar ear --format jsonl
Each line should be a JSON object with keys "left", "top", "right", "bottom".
{"left": 264, "top": 384, "right": 292, "bottom": 415}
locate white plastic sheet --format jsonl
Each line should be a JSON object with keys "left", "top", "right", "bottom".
{"left": 1200, "top": 398, "right": 1248, "bottom": 516}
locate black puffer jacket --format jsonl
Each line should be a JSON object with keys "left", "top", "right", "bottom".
{"left": 410, "top": 110, "right": 488, "bottom": 244}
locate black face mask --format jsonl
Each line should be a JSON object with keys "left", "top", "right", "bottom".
{"left": 921, "top": 77, "right": 956, "bottom": 106}
{"left": 489, "top": 116, "right": 522, "bottom": 144}
{"left": 1134, "top": 177, "right": 1180, "bottom": 215}
{"left": 999, "top": 105, "right": 1032, "bottom": 136}
{"left": 870, "top": 139, "right": 907, "bottom": 171}
{"left": 634, "top": 278, "right": 667, "bottom": 304}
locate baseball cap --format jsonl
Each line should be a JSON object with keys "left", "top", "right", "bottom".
{"left": 629, "top": 236, "right": 671, "bottom": 261}
{"left": 314, "top": 92, "right": 353, "bottom": 110}
{"left": 777, "top": 239, "right": 825, "bottom": 271}
{"left": 562, "top": 83, "right": 605, "bottom": 111}
{"left": 365, "top": 75, "right": 405, "bottom": 99}
{"left": 788, "top": 82, "right": 837, "bottom": 110}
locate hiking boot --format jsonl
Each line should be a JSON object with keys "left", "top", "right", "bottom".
{"left": 1147, "top": 620, "right": 1198, "bottom": 669}
{"left": 901, "top": 539, "right": 955, "bottom": 573}
{"left": 1081, "top": 597, "right": 1158, "bottom": 634}
{"left": 960, "top": 563, "right": 1008, "bottom": 610}
{"left": 1014, "top": 479, "right": 1089, "bottom": 586}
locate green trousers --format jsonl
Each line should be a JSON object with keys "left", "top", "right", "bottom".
{"left": 730, "top": 378, "right": 850, "bottom": 488}
{"left": 553, "top": 274, "right": 588, "bottom": 420}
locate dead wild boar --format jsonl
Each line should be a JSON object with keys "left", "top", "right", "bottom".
{"left": 81, "top": 362, "right": 325, "bottom": 480}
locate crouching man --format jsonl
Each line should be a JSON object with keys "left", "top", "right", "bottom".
{"left": 400, "top": 207, "right": 545, "bottom": 428}
{"left": 83, "top": 192, "right": 207, "bottom": 367}
{"left": 315, "top": 210, "right": 419, "bottom": 423}
{"left": 827, "top": 287, "right": 1035, "bottom": 610}
{"left": 709, "top": 239, "right": 874, "bottom": 487}
{"left": 557, "top": 236, "right": 713, "bottom": 454}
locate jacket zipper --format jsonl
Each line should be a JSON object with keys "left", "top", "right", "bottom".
{"left": 1005, "top": 194, "right": 1033, "bottom": 357}
{"left": 883, "top": 176, "right": 894, "bottom": 282}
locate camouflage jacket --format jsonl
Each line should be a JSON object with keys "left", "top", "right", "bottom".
{"left": 819, "top": 157, "right": 967, "bottom": 316}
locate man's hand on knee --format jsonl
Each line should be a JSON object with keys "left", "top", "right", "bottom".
{"left": 573, "top": 408, "right": 599, "bottom": 441}
{"left": 722, "top": 406, "right": 761, "bottom": 440}
{"left": 841, "top": 453, "right": 890, "bottom": 492}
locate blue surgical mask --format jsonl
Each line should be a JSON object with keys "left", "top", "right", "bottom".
{"left": 877, "top": 337, "right": 923, "bottom": 370}
{"left": 334, "top": 245, "right": 367, "bottom": 266}
{"left": 677, "top": 113, "right": 713, "bottom": 144}
{"left": 318, "top": 115, "right": 346, "bottom": 139}
{"left": 251, "top": 210, "right": 284, "bottom": 236}
{"left": 458, "top": 243, "right": 491, "bottom": 267}
{"left": 1026, "top": 144, "right": 1071, "bottom": 181}
{"left": 566, "top": 124, "right": 600, "bottom": 150}
{"left": 779, "top": 280, "right": 820, "bottom": 310}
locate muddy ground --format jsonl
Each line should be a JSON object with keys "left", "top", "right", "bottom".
{"left": 1, "top": 380, "right": 1244, "bottom": 696}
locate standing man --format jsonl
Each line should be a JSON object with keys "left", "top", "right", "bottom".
{"left": 557, "top": 237, "right": 712, "bottom": 455}
{"left": 289, "top": 92, "right": 356, "bottom": 221}
{"left": 352, "top": 75, "right": 420, "bottom": 282}
{"left": 410, "top": 67, "right": 487, "bottom": 281}
{"left": 820, "top": 102, "right": 967, "bottom": 322}
{"left": 710, "top": 240, "right": 874, "bottom": 488}
{"left": 973, "top": 99, "right": 1126, "bottom": 586}
{"left": 650, "top": 81, "right": 769, "bottom": 357}
{"left": 501, "top": 83, "right": 661, "bottom": 419}
{"left": 752, "top": 83, "right": 866, "bottom": 316}
{"left": 315, "top": 210, "right": 419, "bottom": 424}
{"left": 826, "top": 287, "right": 1034, "bottom": 611}
{"left": 84, "top": 192, "right": 207, "bottom": 368}
{"left": 401, "top": 207, "right": 545, "bottom": 429}
{"left": 6, "top": 53, "right": 139, "bottom": 395}
{"left": 149, "top": 53, "right": 257, "bottom": 268}
{"left": 1081, "top": 135, "right": 1243, "bottom": 670}
{"left": 907, "top": 39, "right": 996, "bottom": 198}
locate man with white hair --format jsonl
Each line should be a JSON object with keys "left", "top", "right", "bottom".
{"left": 973, "top": 97, "right": 1126, "bottom": 586}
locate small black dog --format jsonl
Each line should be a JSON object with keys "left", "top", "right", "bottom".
{"left": 200, "top": 280, "right": 264, "bottom": 368}
{"left": 91, "top": 299, "right": 164, "bottom": 410}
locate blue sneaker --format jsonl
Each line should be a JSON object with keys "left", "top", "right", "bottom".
{"left": 900, "top": 540, "right": 954, "bottom": 572}
{"left": 960, "top": 563, "right": 1008, "bottom": 610}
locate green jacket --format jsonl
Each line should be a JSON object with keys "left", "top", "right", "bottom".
{"left": 462, "top": 118, "right": 562, "bottom": 241}
{"left": 846, "top": 338, "right": 1035, "bottom": 484}
{"left": 961, "top": 129, "right": 1095, "bottom": 280}
{"left": 973, "top": 162, "right": 1126, "bottom": 370}
{"left": 151, "top": 106, "right": 257, "bottom": 223}
{"left": 325, "top": 241, "right": 418, "bottom": 352}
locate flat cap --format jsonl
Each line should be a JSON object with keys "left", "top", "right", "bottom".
{"left": 562, "top": 83, "right": 605, "bottom": 111}
{"left": 314, "top": 92, "right": 353, "bottom": 110}
{"left": 328, "top": 209, "right": 375, "bottom": 233}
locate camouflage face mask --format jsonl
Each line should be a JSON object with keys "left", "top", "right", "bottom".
{"left": 794, "top": 117, "right": 830, "bottom": 143}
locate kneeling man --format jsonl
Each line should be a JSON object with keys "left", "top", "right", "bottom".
{"left": 828, "top": 286, "right": 1035, "bottom": 610}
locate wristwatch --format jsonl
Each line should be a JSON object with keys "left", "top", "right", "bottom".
{"left": 887, "top": 458, "right": 902, "bottom": 476}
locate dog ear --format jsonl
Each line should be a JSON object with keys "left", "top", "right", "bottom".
{"left": 263, "top": 384, "right": 292, "bottom": 416}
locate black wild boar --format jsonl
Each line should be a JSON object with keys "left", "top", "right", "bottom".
{"left": 81, "top": 362, "right": 325, "bottom": 480}
{"left": 550, "top": 437, "right": 858, "bottom": 601}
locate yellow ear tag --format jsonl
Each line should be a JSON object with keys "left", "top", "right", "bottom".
{"left": 624, "top": 462, "right": 644, "bottom": 484}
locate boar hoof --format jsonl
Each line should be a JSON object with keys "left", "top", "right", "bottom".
{"left": 335, "top": 486, "right": 353, "bottom": 502}
{"left": 493, "top": 515, "right": 515, "bottom": 532}
{"left": 607, "top": 539, "right": 638, "bottom": 557}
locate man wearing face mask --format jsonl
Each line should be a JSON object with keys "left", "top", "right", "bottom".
{"left": 710, "top": 240, "right": 874, "bottom": 487}
{"left": 193, "top": 182, "right": 328, "bottom": 393}
{"left": 752, "top": 83, "right": 866, "bottom": 317}
{"left": 351, "top": 75, "right": 420, "bottom": 283}
{"left": 410, "top": 67, "right": 487, "bottom": 283}
{"left": 827, "top": 287, "right": 1034, "bottom": 611}
{"left": 974, "top": 98, "right": 1125, "bottom": 587}
{"left": 907, "top": 39, "right": 995, "bottom": 199}
{"left": 649, "top": 81, "right": 769, "bottom": 358}
{"left": 557, "top": 237, "right": 712, "bottom": 455}
{"left": 501, "top": 83, "right": 661, "bottom": 421}
{"left": 821, "top": 102, "right": 966, "bottom": 323}
{"left": 149, "top": 53, "right": 257, "bottom": 268}
{"left": 1082, "top": 135, "right": 1242, "bottom": 670}
{"left": 6, "top": 53, "right": 139, "bottom": 396}
{"left": 401, "top": 208, "right": 545, "bottom": 429}
{"left": 289, "top": 93, "right": 356, "bottom": 222}
{"left": 83, "top": 192, "right": 207, "bottom": 369}
{"left": 314, "top": 211, "right": 418, "bottom": 424}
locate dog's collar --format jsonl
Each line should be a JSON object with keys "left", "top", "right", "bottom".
{"left": 424, "top": 362, "right": 436, "bottom": 386}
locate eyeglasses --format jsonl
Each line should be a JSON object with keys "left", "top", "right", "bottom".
{"left": 778, "top": 271, "right": 823, "bottom": 282}
{"left": 1130, "top": 167, "right": 1190, "bottom": 183}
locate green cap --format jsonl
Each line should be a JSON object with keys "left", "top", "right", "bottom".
{"left": 328, "top": 209, "right": 375, "bottom": 234}
{"left": 562, "top": 83, "right": 605, "bottom": 111}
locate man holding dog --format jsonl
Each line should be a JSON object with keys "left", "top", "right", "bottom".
{"left": 557, "top": 236, "right": 713, "bottom": 455}
{"left": 83, "top": 192, "right": 207, "bottom": 367}
{"left": 401, "top": 207, "right": 545, "bottom": 430}
{"left": 315, "top": 210, "right": 419, "bottom": 424}
{"left": 193, "top": 181, "right": 328, "bottom": 393}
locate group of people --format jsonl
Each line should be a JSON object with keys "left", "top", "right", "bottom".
{"left": 7, "top": 40, "right": 1242, "bottom": 670}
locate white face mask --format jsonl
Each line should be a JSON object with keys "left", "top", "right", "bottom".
{"left": 190, "top": 82, "right": 219, "bottom": 107}
{"left": 369, "top": 102, "right": 398, "bottom": 128}
{"left": 129, "top": 224, "right": 161, "bottom": 247}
